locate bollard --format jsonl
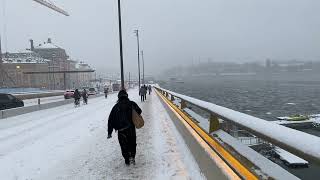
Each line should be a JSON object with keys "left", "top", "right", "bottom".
{"left": 180, "top": 99, "right": 187, "bottom": 109}
{"left": 38, "top": 98, "right": 41, "bottom": 105}
{"left": 209, "top": 114, "right": 219, "bottom": 133}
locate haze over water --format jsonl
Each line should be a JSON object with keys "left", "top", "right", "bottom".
{"left": 160, "top": 71, "right": 320, "bottom": 179}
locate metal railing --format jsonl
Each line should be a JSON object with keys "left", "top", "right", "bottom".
{"left": 155, "top": 86, "right": 320, "bottom": 165}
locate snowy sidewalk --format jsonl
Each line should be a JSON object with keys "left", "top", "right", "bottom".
{"left": 0, "top": 89, "right": 204, "bottom": 180}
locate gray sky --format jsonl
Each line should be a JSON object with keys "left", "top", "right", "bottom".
{"left": 1, "top": 0, "right": 319, "bottom": 77}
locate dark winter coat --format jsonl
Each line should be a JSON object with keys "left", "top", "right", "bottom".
{"left": 74, "top": 90, "right": 81, "bottom": 99}
{"left": 139, "top": 87, "right": 147, "bottom": 96}
{"left": 108, "top": 98, "right": 142, "bottom": 135}
{"left": 82, "top": 90, "right": 88, "bottom": 99}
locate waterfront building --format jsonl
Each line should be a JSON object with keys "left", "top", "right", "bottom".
{"left": 32, "top": 38, "right": 71, "bottom": 89}
{"left": 1, "top": 50, "right": 50, "bottom": 88}
{"left": 73, "top": 61, "right": 94, "bottom": 88}
{"left": 0, "top": 38, "right": 94, "bottom": 89}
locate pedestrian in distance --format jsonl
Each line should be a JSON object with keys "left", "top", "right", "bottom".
{"left": 148, "top": 85, "right": 152, "bottom": 95}
{"left": 104, "top": 87, "right": 108, "bottom": 99}
{"left": 82, "top": 89, "right": 88, "bottom": 104}
{"left": 139, "top": 86, "right": 146, "bottom": 102}
{"left": 107, "top": 90, "right": 142, "bottom": 166}
{"left": 143, "top": 85, "right": 147, "bottom": 100}
{"left": 73, "top": 89, "right": 81, "bottom": 107}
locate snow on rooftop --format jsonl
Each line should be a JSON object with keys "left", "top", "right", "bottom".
{"left": 2, "top": 50, "right": 50, "bottom": 64}
{"left": 17, "top": 49, "right": 34, "bottom": 53}
{"left": 36, "top": 42, "right": 59, "bottom": 49}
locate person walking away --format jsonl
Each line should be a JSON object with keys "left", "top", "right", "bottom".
{"left": 148, "top": 85, "right": 152, "bottom": 95}
{"left": 104, "top": 87, "right": 109, "bottom": 98}
{"left": 107, "top": 90, "right": 142, "bottom": 165}
{"left": 143, "top": 85, "right": 147, "bottom": 100}
{"left": 82, "top": 89, "right": 88, "bottom": 104}
{"left": 139, "top": 86, "right": 146, "bottom": 102}
{"left": 73, "top": 89, "right": 81, "bottom": 106}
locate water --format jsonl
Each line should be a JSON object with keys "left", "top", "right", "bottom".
{"left": 159, "top": 71, "right": 320, "bottom": 179}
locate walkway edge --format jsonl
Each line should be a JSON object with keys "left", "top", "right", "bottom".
{"left": 155, "top": 89, "right": 246, "bottom": 180}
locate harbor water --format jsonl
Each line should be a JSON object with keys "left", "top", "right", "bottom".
{"left": 160, "top": 71, "right": 320, "bottom": 179}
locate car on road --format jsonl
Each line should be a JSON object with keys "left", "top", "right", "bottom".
{"left": 64, "top": 90, "right": 75, "bottom": 99}
{"left": 88, "top": 87, "right": 97, "bottom": 96}
{"left": 0, "top": 93, "right": 24, "bottom": 110}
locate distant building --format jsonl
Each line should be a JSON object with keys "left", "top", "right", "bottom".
{"left": 1, "top": 50, "right": 50, "bottom": 88}
{"left": 72, "top": 61, "right": 94, "bottom": 88}
{"left": 0, "top": 38, "right": 94, "bottom": 89}
{"left": 31, "top": 38, "right": 73, "bottom": 89}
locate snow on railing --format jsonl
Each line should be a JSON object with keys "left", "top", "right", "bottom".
{"left": 155, "top": 86, "right": 320, "bottom": 164}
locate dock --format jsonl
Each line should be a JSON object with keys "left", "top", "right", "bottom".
{"left": 275, "top": 147, "right": 309, "bottom": 168}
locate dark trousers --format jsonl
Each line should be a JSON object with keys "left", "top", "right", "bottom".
{"left": 140, "top": 95, "right": 144, "bottom": 102}
{"left": 118, "top": 127, "right": 136, "bottom": 161}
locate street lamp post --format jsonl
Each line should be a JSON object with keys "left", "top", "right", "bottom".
{"left": 141, "top": 50, "right": 145, "bottom": 85}
{"left": 117, "top": 0, "right": 125, "bottom": 89}
{"left": 134, "top": 29, "right": 141, "bottom": 89}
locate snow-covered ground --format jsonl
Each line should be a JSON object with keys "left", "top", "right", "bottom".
{"left": 0, "top": 89, "right": 204, "bottom": 180}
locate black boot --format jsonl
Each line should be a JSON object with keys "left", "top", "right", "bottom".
{"left": 125, "top": 158, "right": 130, "bottom": 166}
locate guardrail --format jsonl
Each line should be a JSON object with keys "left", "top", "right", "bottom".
{"left": 14, "top": 91, "right": 64, "bottom": 100}
{"left": 0, "top": 99, "right": 73, "bottom": 119}
{"left": 0, "top": 94, "right": 104, "bottom": 119}
{"left": 154, "top": 86, "right": 320, "bottom": 172}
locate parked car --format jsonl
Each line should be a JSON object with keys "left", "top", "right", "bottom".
{"left": 0, "top": 93, "right": 24, "bottom": 110}
{"left": 88, "top": 87, "right": 97, "bottom": 96}
{"left": 64, "top": 90, "right": 75, "bottom": 99}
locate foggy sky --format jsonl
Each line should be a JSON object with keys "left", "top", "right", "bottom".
{"left": 1, "top": 0, "right": 319, "bottom": 77}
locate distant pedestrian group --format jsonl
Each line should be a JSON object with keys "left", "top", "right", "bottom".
{"left": 139, "top": 85, "right": 152, "bottom": 102}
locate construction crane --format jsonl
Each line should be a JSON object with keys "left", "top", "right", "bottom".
{"left": 32, "top": 0, "right": 69, "bottom": 16}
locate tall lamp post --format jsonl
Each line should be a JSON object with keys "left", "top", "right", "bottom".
{"left": 141, "top": 50, "right": 145, "bottom": 85}
{"left": 134, "top": 29, "right": 141, "bottom": 89}
{"left": 117, "top": 0, "right": 125, "bottom": 89}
